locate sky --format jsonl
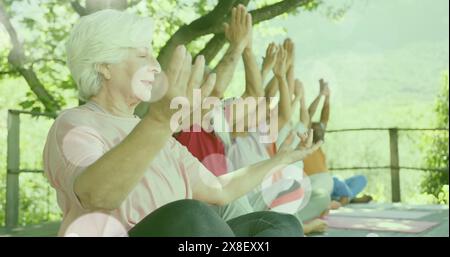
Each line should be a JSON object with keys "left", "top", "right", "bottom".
{"left": 226, "top": 0, "right": 449, "bottom": 129}
{"left": 282, "top": 0, "right": 449, "bottom": 57}
{"left": 276, "top": 0, "right": 449, "bottom": 103}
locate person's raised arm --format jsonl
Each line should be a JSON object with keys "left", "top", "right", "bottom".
{"left": 241, "top": 13, "right": 263, "bottom": 98}
{"left": 320, "top": 83, "right": 330, "bottom": 127}
{"left": 264, "top": 77, "right": 278, "bottom": 98}
{"left": 192, "top": 130, "right": 323, "bottom": 205}
{"left": 210, "top": 4, "right": 252, "bottom": 98}
{"left": 273, "top": 46, "right": 291, "bottom": 130}
{"left": 74, "top": 46, "right": 216, "bottom": 211}
{"left": 295, "top": 79, "right": 310, "bottom": 128}
{"left": 264, "top": 76, "right": 279, "bottom": 101}
{"left": 308, "top": 79, "right": 327, "bottom": 122}
{"left": 284, "top": 38, "right": 296, "bottom": 99}
{"left": 261, "top": 43, "right": 278, "bottom": 85}
{"left": 261, "top": 43, "right": 279, "bottom": 101}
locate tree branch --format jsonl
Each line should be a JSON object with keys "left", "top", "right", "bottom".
{"left": 195, "top": 34, "right": 226, "bottom": 64}
{"left": 70, "top": 1, "right": 87, "bottom": 16}
{"left": 159, "top": 0, "right": 313, "bottom": 69}
{"left": 128, "top": 0, "right": 143, "bottom": 8}
{"left": 253, "top": 0, "right": 314, "bottom": 23}
{"left": 157, "top": 0, "right": 240, "bottom": 69}
{"left": 0, "top": 70, "right": 20, "bottom": 76}
{"left": 0, "top": 2, "right": 60, "bottom": 112}
{"left": 86, "top": 0, "right": 127, "bottom": 14}
{"left": 72, "top": 0, "right": 131, "bottom": 16}
{"left": 0, "top": 3, "right": 22, "bottom": 60}
{"left": 30, "top": 58, "right": 66, "bottom": 70}
{"left": 195, "top": 0, "right": 250, "bottom": 65}
{"left": 208, "top": 0, "right": 315, "bottom": 34}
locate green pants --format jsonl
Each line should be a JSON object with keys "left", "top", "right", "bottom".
{"left": 295, "top": 172, "right": 333, "bottom": 222}
{"left": 128, "top": 199, "right": 303, "bottom": 237}
{"left": 215, "top": 172, "right": 333, "bottom": 224}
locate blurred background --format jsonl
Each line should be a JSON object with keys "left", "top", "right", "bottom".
{"left": 0, "top": 0, "right": 448, "bottom": 228}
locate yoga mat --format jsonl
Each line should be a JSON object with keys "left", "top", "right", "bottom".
{"left": 324, "top": 216, "right": 439, "bottom": 233}
{"left": 346, "top": 203, "right": 449, "bottom": 211}
{"left": 400, "top": 204, "right": 449, "bottom": 211}
{"left": 330, "top": 208, "right": 432, "bottom": 219}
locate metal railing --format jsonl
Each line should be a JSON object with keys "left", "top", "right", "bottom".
{"left": 5, "top": 109, "right": 55, "bottom": 229}
{"left": 326, "top": 128, "right": 449, "bottom": 203}
{"left": 4, "top": 109, "right": 449, "bottom": 229}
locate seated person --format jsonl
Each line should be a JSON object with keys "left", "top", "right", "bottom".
{"left": 224, "top": 40, "right": 327, "bottom": 234}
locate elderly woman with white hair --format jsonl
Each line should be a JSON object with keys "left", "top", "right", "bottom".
{"left": 43, "top": 9, "right": 322, "bottom": 237}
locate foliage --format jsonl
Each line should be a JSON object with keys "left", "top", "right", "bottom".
{"left": 420, "top": 73, "right": 449, "bottom": 203}
{"left": 0, "top": 0, "right": 324, "bottom": 114}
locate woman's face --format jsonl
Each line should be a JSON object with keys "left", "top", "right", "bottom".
{"left": 108, "top": 47, "right": 161, "bottom": 103}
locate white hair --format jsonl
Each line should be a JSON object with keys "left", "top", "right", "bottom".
{"left": 66, "top": 9, "right": 154, "bottom": 101}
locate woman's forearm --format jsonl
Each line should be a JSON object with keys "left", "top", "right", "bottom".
{"left": 242, "top": 48, "right": 264, "bottom": 98}
{"left": 218, "top": 153, "right": 288, "bottom": 204}
{"left": 264, "top": 76, "right": 278, "bottom": 99}
{"left": 300, "top": 96, "right": 310, "bottom": 128}
{"left": 192, "top": 136, "right": 321, "bottom": 206}
{"left": 320, "top": 95, "right": 330, "bottom": 125}
{"left": 287, "top": 66, "right": 295, "bottom": 96}
{"left": 308, "top": 94, "right": 322, "bottom": 121}
{"left": 277, "top": 74, "right": 292, "bottom": 130}
{"left": 74, "top": 111, "right": 172, "bottom": 211}
{"left": 210, "top": 45, "right": 244, "bottom": 98}
{"left": 261, "top": 68, "right": 271, "bottom": 85}
{"left": 217, "top": 141, "right": 321, "bottom": 205}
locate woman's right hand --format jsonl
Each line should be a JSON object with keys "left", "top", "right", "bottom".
{"left": 276, "top": 129, "right": 322, "bottom": 165}
{"left": 147, "top": 45, "right": 216, "bottom": 122}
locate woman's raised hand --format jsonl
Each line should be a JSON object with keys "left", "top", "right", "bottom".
{"left": 149, "top": 45, "right": 216, "bottom": 121}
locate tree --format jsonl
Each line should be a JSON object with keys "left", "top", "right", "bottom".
{"left": 0, "top": 0, "right": 322, "bottom": 115}
{"left": 421, "top": 72, "right": 449, "bottom": 203}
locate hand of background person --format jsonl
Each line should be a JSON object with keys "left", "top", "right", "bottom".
{"left": 319, "top": 78, "right": 330, "bottom": 97}
{"left": 262, "top": 42, "right": 278, "bottom": 74}
{"left": 223, "top": 4, "right": 252, "bottom": 52}
{"left": 272, "top": 46, "right": 288, "bottom": 78}
{"left": 283, "top": 38, "right": 295, "bottom": 68}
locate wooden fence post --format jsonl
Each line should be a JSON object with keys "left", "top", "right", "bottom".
{"left": 6, "top": 110, "right": 20, "bottom": 229}
{"left": 389, "top": 128, "right": 401, "bottom": 202}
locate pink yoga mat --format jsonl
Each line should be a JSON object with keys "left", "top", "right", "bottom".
{"left": 330, "top": 209, "right": 431, "bottom": 219}
{"left": 324, "top": 216, "right": 438, "bottom": 233}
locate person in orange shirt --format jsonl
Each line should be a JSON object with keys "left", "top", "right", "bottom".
{"left": 292, "top": 79, "right": 333, "bottom": 233}
{"left": 303, "top": 81, "right": 371, "bottom": 210}
{"left": 304, "top": 78, "right": 330, "bottom": 176}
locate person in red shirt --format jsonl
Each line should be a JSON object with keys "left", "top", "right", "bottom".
{"left": 175, "top": 124, "right": 228, "bottom": 176}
